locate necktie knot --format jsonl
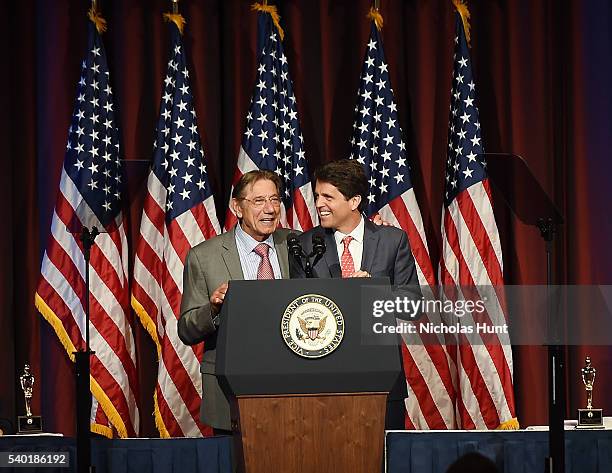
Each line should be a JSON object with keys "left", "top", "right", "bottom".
{"left": 254, "top": 243, "right": 270, "bottom": 257}
{"left": 342, "top": 236, "right": 353, "bottom": 250}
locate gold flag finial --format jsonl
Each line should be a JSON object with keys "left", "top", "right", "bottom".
{"left": 163, "top": 13, "right": 186, "bottom": 35}
{"left": 451, "top": 0, "right": 471, "bottom": 47}
{"left": 88, "top": 1, "right": 107, "bottom": 34}
{"left": 251, "top": 2, "right": 285, "bottom": 41}
{"left": 164, "top": 0, "right": 186, "bottom": 34}
{"left": 367, "top": 6, "right": 384, "bottom": 31}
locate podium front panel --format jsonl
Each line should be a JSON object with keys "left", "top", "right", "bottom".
{"left": 216, "top": 278, "right": 403, "bottom": 396}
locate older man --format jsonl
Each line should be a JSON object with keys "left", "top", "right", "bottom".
{"left": 178, "top": 170, "right": 291, "bottom": 433}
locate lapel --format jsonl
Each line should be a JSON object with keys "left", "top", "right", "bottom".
{"left": 360, "top": 219, "right": 380, "bottom": 273}
{"left": 323, "top": 228, "right": 342, "bottom": 278}
{"left": 221, "top": 227, "right": 245, "bottom": 280}
{"left": 273, "top": 231, "right": 290, "bottom": 279}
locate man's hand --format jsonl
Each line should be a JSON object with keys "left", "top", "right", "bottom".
{"left": 210, "top": 282, "right": 229, "bottom": 315}
{"left": 371, "top": 214, "right": 393, "bottom": 226}
{"left": 350, "top": 270, "right": 371, "bottom": 278}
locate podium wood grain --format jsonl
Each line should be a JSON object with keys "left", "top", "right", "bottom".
{"left": 233, "top": 393, "right": 387, "bottom": 473}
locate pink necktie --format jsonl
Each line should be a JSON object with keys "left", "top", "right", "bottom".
{"left": 254, "top": 243, "right": 275, "bottom": 280}
{"left": 340, "top": 236, "right": 355, "bottom": 278}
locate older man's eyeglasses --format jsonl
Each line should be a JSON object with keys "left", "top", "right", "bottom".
{"left": 240, "top": 196, "right": 282, "bottom": 208}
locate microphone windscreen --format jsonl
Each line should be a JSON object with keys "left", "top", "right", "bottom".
{"left": 287, "top": 233, "right": 303, "bottom": 257}
{"left": 312, "top": 233, "right": 326, "bottom": 255}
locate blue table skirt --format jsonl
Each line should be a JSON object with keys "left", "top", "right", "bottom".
{"left": 385, "top": 430, "right": 612, "bottom": 473}
{"left": 4, "top": 429, "right": 611, "bottom": 473}
{"left": 0, "top": 435, "right": 233, "bottom": 473}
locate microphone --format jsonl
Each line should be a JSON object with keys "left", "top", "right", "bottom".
{"left": 287, "top": 232, "right": 307, "bottom": 275}
{"left": 287, "top": 233, "right": 303, "bottom": 259}
{"left": 310, "top": 233, "right": 326, "bottom": 275}
{"left": 311, "top": 233, "right": 326, "bottom": 257}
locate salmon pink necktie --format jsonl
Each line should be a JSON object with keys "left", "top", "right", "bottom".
{"left": 340, "top": 236, "right": 355, "bottom": 278}
{"left": 254, "top": 243, "right": 274, "bottom": 280}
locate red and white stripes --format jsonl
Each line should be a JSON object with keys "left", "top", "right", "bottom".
{"left": 36, "top": 168, "right": 140, "bottom": 438}
{"left": 132, "top": 171, "right": 220, "bottom": 437}
{"left": 378, "top": 188, "right": 458, "bottom": 430}
{"left": 440, "top": 179, "right": 515, "bottom": 429}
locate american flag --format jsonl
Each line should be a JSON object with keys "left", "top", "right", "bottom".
{"left": 35, "top": 13, "right": 139, "bottom": 438}
{"left": 439, "top": 12, "right": 517, "bottom": 429}
{"left": 224, "top": 7, "right": 316, "bottom": 231}
{"left": 348, "top": 20, "right": 457, "bottom": 429}
{"left": 131, "top": 17, "right": 220, "bottom": 437}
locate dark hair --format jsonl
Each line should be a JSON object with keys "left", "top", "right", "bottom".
{"left": 446, "top": 452, "right": 499, "bottom": 473}
{"left": 314, "top": 159, "right": 367, "bottom": 211}
{"left": 232, "top": 170, "right": 282, "bottom": 199}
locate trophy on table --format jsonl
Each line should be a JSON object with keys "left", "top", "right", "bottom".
{"left": 576, "top": 356, "right": 604, "bottom": 429}
{"left": 17, "top": 363, "right": 43, "bottom": 433}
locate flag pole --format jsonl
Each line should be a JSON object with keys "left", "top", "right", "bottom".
{"left": 75, "top": 227, "right": 98, "bottom": 473}
{"left": 74, "top": 8, "right": 99, "bottom": 473}
{"left": 171, "top": 0, "right": 178, "bottom": 14}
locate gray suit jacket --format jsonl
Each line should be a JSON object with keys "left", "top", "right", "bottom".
{"left": 178, "top": 226, "right": 292, "bottom": 430}
{"left": 289, "top": 219, "right": 418, "bottom": 286}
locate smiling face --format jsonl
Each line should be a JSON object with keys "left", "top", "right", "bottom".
{"left": 314, "top": 180, "right": 362, "bottom": 234}
{"left": 232, "top": 178, "right": 281, "bottom": 241}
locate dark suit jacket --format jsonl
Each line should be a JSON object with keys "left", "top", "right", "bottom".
{"left": 289, "top": 219, "right": 418, "bottom": 429}
{"left": 178, "top": 226, "right": 292, "bottom": 430}
{"left": 289, "top": 218, "right": 419, "bottom": 287}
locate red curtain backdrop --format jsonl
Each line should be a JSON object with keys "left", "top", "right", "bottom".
{"left": 2, "top": 0, "right": 611, "bottom": 437}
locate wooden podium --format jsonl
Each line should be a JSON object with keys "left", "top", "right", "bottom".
{"left": 216, "top": 278, "right": 403, "bottom": 473}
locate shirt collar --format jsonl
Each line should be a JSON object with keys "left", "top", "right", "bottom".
{"left": 235, "top": 223, "right": 275, "bottom": 253}
{"left": 334, "top": 216, "right": 365, "bottom": 246}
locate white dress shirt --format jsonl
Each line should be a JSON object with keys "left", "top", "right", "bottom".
{"left": 234, "top": 224, "right": 282, "bottom": 279}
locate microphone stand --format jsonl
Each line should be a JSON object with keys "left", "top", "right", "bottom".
{"left": 287, "top": 236, "right": 309, "bottom": 277}
{"left": 538, "top": 217, "right": 565, "bottom": 473}
{"left": 310, "top": 237, "right": 326, "bottom": 270}
{"left": 75, "top": 226, "right": 99, "bottom": 473}
{"left": 288, "top": 236, "right": 326, "bottom": 279}
{"left": 303, "top": 253, "right": 314, "bottom": 279}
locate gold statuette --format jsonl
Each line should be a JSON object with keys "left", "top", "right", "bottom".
{"left": 577, "top": 356, "right": 603, "bottom": 429}
{"left": 17, "top": 363, "right": 43, "bottom": 434}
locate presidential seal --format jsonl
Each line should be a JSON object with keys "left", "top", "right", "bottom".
{"left": 281, "top": 294, "right": 344, "bottom": 359}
